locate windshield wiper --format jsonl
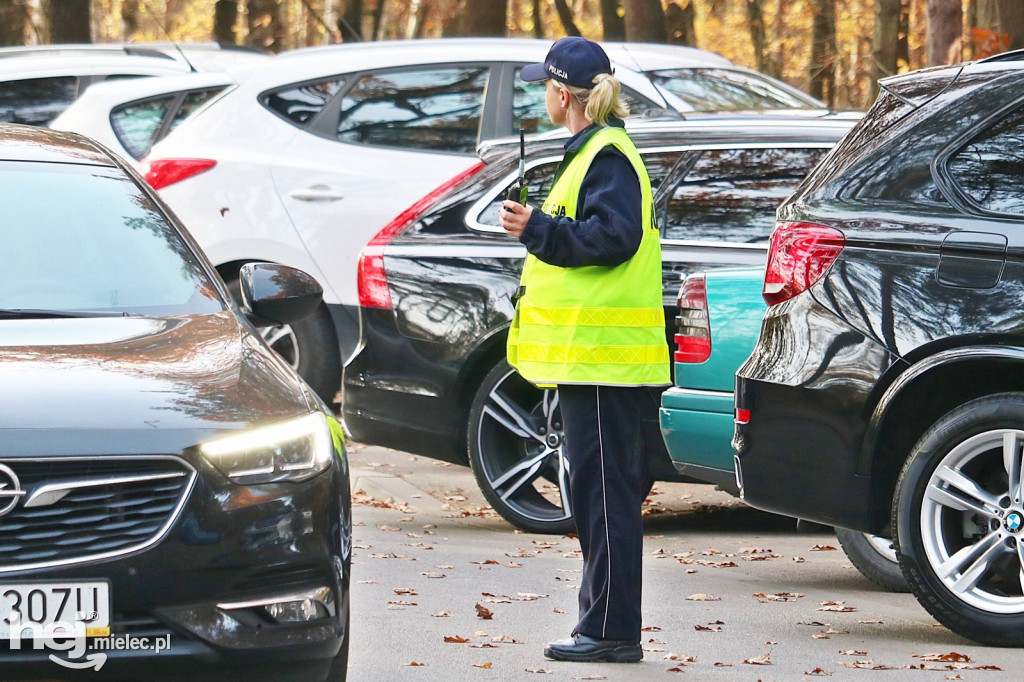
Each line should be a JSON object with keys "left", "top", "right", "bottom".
{"left": 0, "top": 309, "right": 138, "bottom": 319}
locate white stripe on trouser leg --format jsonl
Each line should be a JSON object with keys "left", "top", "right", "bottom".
{"left": 596, "top": 386, "right": 612, "bottom": 637}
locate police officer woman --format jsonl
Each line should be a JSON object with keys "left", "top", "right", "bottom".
{"left": 499, "top": 36, "right": 670, "bottom": 663}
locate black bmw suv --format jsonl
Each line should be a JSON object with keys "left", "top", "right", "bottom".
{"left": 0, "top": 123, "right": 350, "bottom": 680}
{"left": 733, "top": 52, "right": 1024, "bottom": 645}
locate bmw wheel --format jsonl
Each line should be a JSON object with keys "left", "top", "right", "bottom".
{"left": 835, "top": 528, "right": 909, "bottom": 593}
{"left": 895, "top": 392, "right": 1024, "bottom": 646}
{"left": 468, "top": 360, "right": 575, "bottom": 535}
{"left": 226, "top": 274, "right": 341, "bottom": 405}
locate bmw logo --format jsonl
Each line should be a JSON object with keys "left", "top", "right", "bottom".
{"left": 1006, "top": 512, "right": 1023, "bottom": 533}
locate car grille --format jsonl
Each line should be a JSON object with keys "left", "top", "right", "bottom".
{"left": 0, "top": 457, "right": 196, "bottom": 572}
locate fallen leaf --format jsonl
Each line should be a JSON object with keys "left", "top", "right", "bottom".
{"left": 685, "top": 569, "right": 697, "bottom": 574}
{"left": 553, "top": 607, "right": 565, "bottom": 614}
{"left": 471, "top": 643, "right": 499, "bottom": 649}
{"left": 753, "top": 592, "right": 803, "bottom": 602}
{"left": 824, "top": 627, "right": 849, "bottom": 635}
{"left": 405, "top": 661, "right": 425, "bottom": 666}
{"left": 695, "top": 624, "right": 723, "bottom": 632}
{"left": 839, "top": 650, "right": 868, "bottom": 656}
{"left": 516, "top": 592, "right": 549, "bottom": 601}
{"left": 572, "top": 677, "right": 606, "bottom": 680}
{"left": 421, "top": 572, "right": 446, "bottom": 579}
{"left": 713, "top": 662, "right": 734, "bottom": 667}
{"left": 793, "top": 556, "right": 806, "bottom": 563}
{"left": 798, "top": 621, "right": 827, "bottom": 626}
{"left": 476, "top": 603, "right": 494, "bottom": 620}
{"left": 432, "top": 611, "right": 452, "bottom": 618}
{"left": 353, "top": 543, "right": 371, "bottom": 549}
{"left": 388, "top": 600, "right": 418, "bottom": 607}
{"left": 818, "top": 601, "right": 857, "bottom": 612}
{"left": 525, "top": 668, "right": 552, "bottom": 674}
{"left": 805, "top": 667, "right": 833, "bottom": 676}
{"left": 858, "top": 619, "right": 883, "bottom": 624}
{"left": 686, "top": 593, "right": 721, "bottom": 601}
{"left": 641, "top": 625, "right": 662, "bottom": 631}
{"left": 664, "top": 654, "right": 696, "bottom": 662}
{"left": 810, "top": 544, "right": 837, "bottom": 551}
{"left": 394, "top": 588, "right": 418, "bottom": 595}
{"left": 472, "top": 560, "right": 501, "bottom": 565}
{"left": 475, "top": 630, "right": 489, "bottom": 636}
{"left": 701, "top": 548, "right": 722, "bottom": 555}
{"left": 444, "top": 636, "right": 470, "bottom": 643}
{"left": 358, "top": 579, "right": 379, "bottom": 584}
{"left": 473, "top": 662, "right": 492, "bottom": 669}
{"left": 743, "top": 652, "right": 772, "bottom": 665}
{"left": 812, "top": 633, "right": 830, "bottom": 639}
{"left": 377, "top": 525, "right": 401, "bottom": 532}
{"left": 912, "top": 652, "right": 972, "bottom": 663}
{"left": 492, "top": 635, "right": 521, "bottom": 644}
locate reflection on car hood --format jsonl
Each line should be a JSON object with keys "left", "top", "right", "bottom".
{"left": 0, "top": 312, "right": 312, "bottom": 453}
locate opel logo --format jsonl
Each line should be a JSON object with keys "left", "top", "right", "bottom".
{"left": 1006, "top": 512, "right": 1023, "bottom": 534}
{"left": 0, "top": 463, "right": 25, "bottom": 517}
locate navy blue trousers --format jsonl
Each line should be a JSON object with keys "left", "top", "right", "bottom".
{"left": 558, "top": 384, "right": 647, "bottom": 642}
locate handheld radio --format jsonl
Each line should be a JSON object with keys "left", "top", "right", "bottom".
{"left": 506, "top": 129, "right": 528, "bottom": 205}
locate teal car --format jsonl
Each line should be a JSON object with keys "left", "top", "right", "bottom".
{"left": 659, "top": 267, "right": 908, "bottom": 592}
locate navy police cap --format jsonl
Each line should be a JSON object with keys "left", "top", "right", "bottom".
{"left": 520, "top": 36, "right": 613, "bottom": 89}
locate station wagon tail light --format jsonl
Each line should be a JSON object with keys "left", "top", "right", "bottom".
{"left": 674, "top": 273, "right": 711, "bottom": 363}
{"left": 763, "top": 221, "right": 845, "bottom": 306}
{"left": 141, "top": 158, "right": 217, "bottom": 190}
{"left": 358, "top": 161, "right": 486, "bottom": 309}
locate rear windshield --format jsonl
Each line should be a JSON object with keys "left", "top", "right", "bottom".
{"left": 0, "top": 162, "right": 224, "bottom": 316}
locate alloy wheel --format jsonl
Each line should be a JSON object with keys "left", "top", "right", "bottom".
{"left": 919, "top": 428, "right": 1024, "bottom": 613}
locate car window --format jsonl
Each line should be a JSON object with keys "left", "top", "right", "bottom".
{"left": 0, "top": 162, "right": 223, "bottom": 315}
{"left": 261, "top": 78, "right": 345, "bottom": 126}
{"left": 513, "top": 69, "right": 664, "bottom": 134}
{"left": 110, "top": 95, "right": 175, "bottom": 159}
{"left": 947, "top": 105, "right": 1024, "bottom": 216}
{"left": 167, "top": 87, "right": 225, "bottom": 134}
{"left": 650, "top": 68, "right": 817, "bottom": 111}
{"left": 336, "top": 67, "right": 489, "bottom": 153}
{"left": 475, "top": 151, "right": 682, "bottom": 229}
{"left": 663, "top": 147, "right": 830, "bottom": 242}
{"left": 0, "top": 76, "right": 79, "bottom": 126}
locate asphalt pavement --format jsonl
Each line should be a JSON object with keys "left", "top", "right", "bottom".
{"left": 345, "top": 442, "right": 1021, "bottom": 681}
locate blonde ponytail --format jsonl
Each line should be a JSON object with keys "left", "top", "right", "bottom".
{"left": 565, "top": 73, "right": 629, "bottom": 126}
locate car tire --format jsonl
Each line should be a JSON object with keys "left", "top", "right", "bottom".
{"left": 894, "top": 392, "right": 1024, "bottom": 646}
{"left": 226, "top": 275, "right": 341, "bottom": 405}
{"left": 467, "top": 360, "right": 575, "bottom": 535}
{"left": 835, "top": 528, "right": 909, "bottom": 593}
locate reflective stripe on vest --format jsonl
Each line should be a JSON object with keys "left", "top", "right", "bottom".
{"left": 507, "top": 126, "right": 670, "bottom": 387}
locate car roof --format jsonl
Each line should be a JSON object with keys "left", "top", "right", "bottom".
{"left": 477, "top": 116, "right": 857, "bottom": 163}
{"left": 269, "top": 38, "right": 731, "bottom": 71}
{"left": 0, "top": 122, "right": 114, "bottom": 166}
{"left": 0, "top": 53, "right": 192, "bottom": 79}
{"left": 57, "top": 70, "right": 236, "bottom": 108}
{"left": 0, "top": 42, "right": 269, "bottom": 69}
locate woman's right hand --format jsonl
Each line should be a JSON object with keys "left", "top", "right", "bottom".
{"left": 499, "top": 200, "right": 533, "bottom": 239}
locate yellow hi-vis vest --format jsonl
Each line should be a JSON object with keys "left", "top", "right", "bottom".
{"left": 507, "top": 126, "right": 670, "bottom": 387}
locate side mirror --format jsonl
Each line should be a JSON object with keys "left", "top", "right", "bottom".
{"left": 238, "top": 262, "right": 323, "bottom": 325}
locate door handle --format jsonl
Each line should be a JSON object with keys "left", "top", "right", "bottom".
{"left": 289, "top": 185, "right": 344, "bottom": 202}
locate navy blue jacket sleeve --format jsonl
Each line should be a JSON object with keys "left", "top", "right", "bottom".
{"left": 519, "top": 148, "right": 643, "bottom": 268}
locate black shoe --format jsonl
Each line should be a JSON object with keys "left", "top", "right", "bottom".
{"left": 543, "top": 634, "right": 643, "bottom": 662}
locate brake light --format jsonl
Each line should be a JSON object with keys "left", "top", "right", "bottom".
{"left": 142, "top": 158, "right": 217, "bottom": 190}
{"left": 357, "top": 161, "right": 487, "bottom": 309}
{"left": 762, "top": 221, "right": 845, "bottom": 306}
{"left": 674, "top": 273, "right": 711, "bottom": 363}
{"left": 735, "top": 408, "right": 750, "bottom": 424}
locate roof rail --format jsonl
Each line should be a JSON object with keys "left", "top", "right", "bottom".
{"left": 978, "top": 49, "right": 1024, "bottom": 64}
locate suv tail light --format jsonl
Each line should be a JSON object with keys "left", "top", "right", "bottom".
{"left": 674, "top": 273, "right": 711, "bottom": 363}
{"left": 762, "top": 221, "right": 845, "bottom": 306}
{"left": 357, "top": 161, "right": 486, "bottom": 309}
{"left": 142, "top": 158, "right": 217, "bottom": 190}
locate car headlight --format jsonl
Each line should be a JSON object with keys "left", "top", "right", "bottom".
{"left": 200, "top": 412, "right": 334, "bottom": 484}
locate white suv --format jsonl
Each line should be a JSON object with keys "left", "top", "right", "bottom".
{"left": 142, "top": 38, "right": 832, "bottom": 402}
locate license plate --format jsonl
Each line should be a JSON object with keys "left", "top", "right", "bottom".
{"left": 0, "top": 581, "right": 110, "bottom": 639}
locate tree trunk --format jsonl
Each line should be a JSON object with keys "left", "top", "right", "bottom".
{"left": 460, "top": 0, "right": 505, "bottom": 36}
{"left": 166, "top": 0, "right": 188, "bottom": 36}
{"left": 975, "top": 0, "right": 1024, "bottom": 55}
{"left": 665, "top": 1, "right": 696, "bottom": 46}
{"left": 412, "top": 0, "right": 430, "bottom": 39}
{"left": 746, "top": 0, "right": 766, "bottom": 73}
{"left": 335, "top": 0, "right": 362, "bottom": 41}
{"left": 870, "top": 0, "right": 900, "bottom": 100}
{"left": 247, "top": 0, "right": 286, "bottom": 52}
{"left": 623, "top": 0, "right": 666, "bottom": 42}
{"left": 808, "top": 0, "right": 836, "bottom": 105}
{"left": 926, "top": 0, "right": 962, "bottom": 64}
{"left": 897, "top": 0, "right": 909, "bottom": 68}
{"left": 122, "top": 0, "right": 140, "bottom": 41}
{"left": 0, "top": 0, "right": 29, "bottom": 45}
{"left": 601, "top": 0, "right": 625, "bottom": 41}
{"left": 553, "top": 0, "right": 581, "bottom": 37}
{"left": 532, "top": 0, "right": 543, "bottom": 38}
{"left": 49, "top": 0, "right": 91, "bottom": 42}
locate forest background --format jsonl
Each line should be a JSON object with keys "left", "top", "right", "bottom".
{"left": 0, "top": 0, "right": 1022, "bottom": 110}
